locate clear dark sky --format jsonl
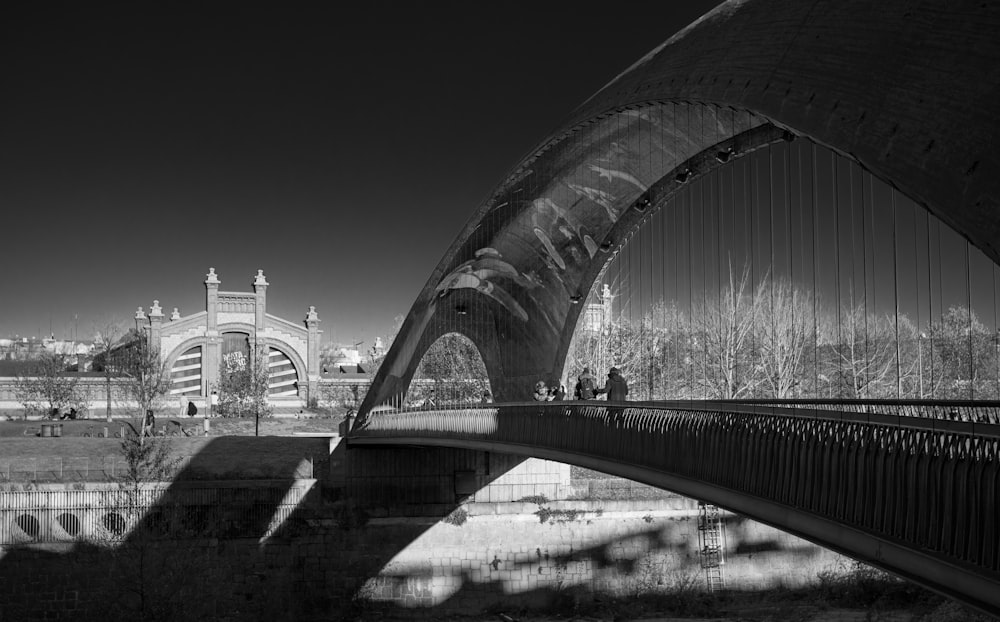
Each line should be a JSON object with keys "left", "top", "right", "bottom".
{"left": 2, "top": 2, "right": 721, "bottom": 345}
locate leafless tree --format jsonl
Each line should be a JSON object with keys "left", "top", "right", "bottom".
{"left": 757, "top": 279, "right": 816, "bottom": 398}
{"left": 215, "top": 345, "right": 272, "bottom": 418}
{"left": 824, "top": 302, "right": 917, "bottom": 399}
{"left": 93, "top": 317, "right": 130, "bottom": 422}
{"left": 14, "top": 351, "right": 83, "bottom": 418}
{"left": 414, "top": 333, "right": 489, "bottom": 404}
{"left": 116, "top": 335, "right": 171, "bottom": 445}
{"left": 928, "top": 305, "right": 999, "bottom": 399}
{"left": 689, "top": 265, "right": 767, "bottom": 399}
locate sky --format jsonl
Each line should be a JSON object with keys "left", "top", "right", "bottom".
{"left": 1, "top": 1, "right": 722, "bottom": 346}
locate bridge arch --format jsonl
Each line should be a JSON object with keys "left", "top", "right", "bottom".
{"left": 400, "top": 332, "right": 492, "bottom": 407}
{"left": 361, "top": 1, "right": 1000, "bottom": 416}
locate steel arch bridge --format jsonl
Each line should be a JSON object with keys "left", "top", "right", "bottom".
{"left": 352, "top": 0, "right": 1000, "bottom": 615}
{"left": 359, "top": 0, "right": 1000, "bottom": 413}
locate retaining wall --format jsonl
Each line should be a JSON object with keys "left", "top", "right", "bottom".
{"left": 0, "top": 494, "right": 847, "bottom": 621}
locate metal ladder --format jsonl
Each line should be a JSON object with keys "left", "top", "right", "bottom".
{"left": 698, "top": 501, "right": 725, "bottom": 592}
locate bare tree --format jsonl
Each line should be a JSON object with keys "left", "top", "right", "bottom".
{"left": 928, "top": 305, "right": 998, "bottom": 399}
{"left": 14, "top": 351, "right": 82, "bottom": 418}
{"left": 93, "top": 317, "right": 130, "bottom": 422}
{"left": 117, "top": 335, "right": 172, "bottom": 445}
{"left": 689, "top": 265, "right": 766, "bottom": 399}
{"left": 414, "top": 333, "right": 489, "bottom": 404}
{"left": 826, "top": 303, "right": 917, "bottom": 399}
{"left": 216, "top": 346, "right": 272, "bottom": 418}
{"left": 757, "top": 280, "right": 815, "bottom": 398}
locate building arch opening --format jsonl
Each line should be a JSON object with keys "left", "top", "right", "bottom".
{"left": 222, "top": 331, "right": 251, "bottom": 362}
{"left": 170, "top": 345, "right": 203, "bottom": 396}
{"left": 265, "top": 346, "right": 299, "bottom": 397}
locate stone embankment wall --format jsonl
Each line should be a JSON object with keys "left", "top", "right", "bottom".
{"left": 0, "top": 491, "right": 845, "bottom": 620}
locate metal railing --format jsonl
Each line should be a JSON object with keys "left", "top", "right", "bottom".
{"left": 0, "top": 455, "right": 317, "bottom": 484}
{"left": 722, "top": 398, "right": 1000, "bottom": 424}
{"left": 0, "top": 457, "right": 130, "bottom": 482}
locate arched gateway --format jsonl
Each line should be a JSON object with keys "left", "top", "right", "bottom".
{"left": 135, "top": 269, "right": 322, "bottom": 406}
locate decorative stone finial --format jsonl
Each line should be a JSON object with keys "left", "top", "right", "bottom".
{"left": 135, "top": 306, "right": 145, "bottom": 320}
{"left": 205, "top": 267, "right": 220, "bottom": 284}
{"left": 254, "top": 269, "right": 268, "bottom": 287}
{"left": 602, "top": 284, "right": 612, "bottom": 299}
{"left": 149, "top": 300, "right": 163, "bottom": 317}
{"left": 171, "top": 307, "right": 181, "bottom": 321}
{"left": 306, "top": 306, "right": 319, "bottom": 322}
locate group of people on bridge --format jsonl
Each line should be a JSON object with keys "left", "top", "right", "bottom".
{"left": 533, "top": 367, "right": 629, "bottom": 402}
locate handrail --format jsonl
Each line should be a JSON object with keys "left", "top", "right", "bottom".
{"left": 361, "top": 399, "right": 1000, "bottom": 439}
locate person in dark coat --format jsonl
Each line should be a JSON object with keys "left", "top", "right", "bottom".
{"left": 597, "top": 367, "right": 629, "bottom": 402}
{"left": 574, "top": 367, "right": 597, "bottom": 400}
{"left": 548, "top": 382, "right": 566, "bottom": 401}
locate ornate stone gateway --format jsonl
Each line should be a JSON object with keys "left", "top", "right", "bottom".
{"left": 135, "top": 269, "right": 321, "bottom": 405}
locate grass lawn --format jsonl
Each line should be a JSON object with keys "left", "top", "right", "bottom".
{"left": 0, "top": 414, "right": 342, "bottom": 482}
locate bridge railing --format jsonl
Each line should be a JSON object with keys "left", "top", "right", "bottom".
{"left": 721, "top": 399, "right": 1000, "bottom": 424}
{"left": 363, "top": 397, "right": 1000, "bottom": 425}
{"left": 352, "top": 401, "right": 1000, "bottom": 581}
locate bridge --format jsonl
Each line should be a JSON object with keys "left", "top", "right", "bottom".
{"left": 351, "top": 0, "right": 1000, "bottom": 616}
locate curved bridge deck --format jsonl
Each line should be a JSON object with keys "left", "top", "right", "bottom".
{"left": 350, "top": 401, "right": 1000, "bottom": 616}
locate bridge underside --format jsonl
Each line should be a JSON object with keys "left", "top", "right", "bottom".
{"left": 350, "top": 403, "right": 1000, "bottom": 616}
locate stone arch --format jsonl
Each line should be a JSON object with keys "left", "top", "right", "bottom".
{"left": 216, "top": 322, "right": 256, "bottom": 340}
{"left": 359, "top": 1, "right": 1000, "bottom": 418}
{"left": 164, "top": 336, "right": 210, "bottom": 379}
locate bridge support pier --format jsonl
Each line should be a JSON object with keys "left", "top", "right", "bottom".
{"left": 344, "top": 445, "right": 570, "bottom": 514}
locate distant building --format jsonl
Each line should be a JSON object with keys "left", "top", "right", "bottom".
{"left": 0, "top": 336, "right": 93, "bottom": 364}
{"left": 582, "top": 284, "right": 614, "bottom": 333}
{"left": 134, "top": 268, "right": 322, "bottom": 405}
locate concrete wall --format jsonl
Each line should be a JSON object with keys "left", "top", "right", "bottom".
{"left": 344, "top": 445, "right": 570, "bottom": 514}
{"left": 0, "top": 495, "right": 847, "bottom": 620}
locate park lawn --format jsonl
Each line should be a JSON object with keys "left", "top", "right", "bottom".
{"left": 0, "top": 416, "right": 340, "bottom": 482}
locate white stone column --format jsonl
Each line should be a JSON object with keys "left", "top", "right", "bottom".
{"left": 148, "top": 300, "right": 164, "bottom": 353}
{"left": 204, "top": 268, "right": 221, "bottom": 397}
{"left": 306, "top": 306, "right": 321, "bottom": 405}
